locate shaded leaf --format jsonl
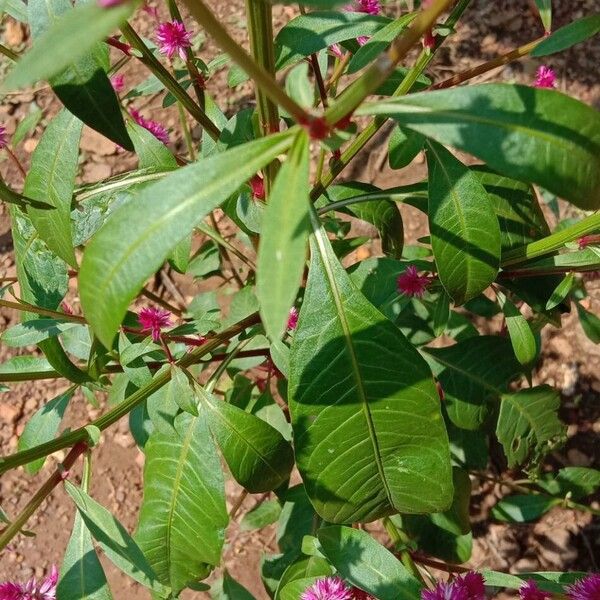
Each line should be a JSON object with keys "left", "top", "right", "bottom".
{"left": 240, "top": 500, "right": 282, "bottom": 531}
{"left": 1, "top": 319, "right": 78, "bottom": 347}
{"left": 577, "top": 302, "right": 600, "bottom": 343}
{"left": 211, "top": 571, "right": 255, "bottom": 600}
{"left": 537, "top": 467, "right": 600, "bottom": 500}
{"left": 532, "top": 13, "right": 600, "bottom": 56}
{"left": 497, "top": 292, "right": 537, "bottom": 366}
{"left": 492, "top": 494, "right": 558, "bottom": 523}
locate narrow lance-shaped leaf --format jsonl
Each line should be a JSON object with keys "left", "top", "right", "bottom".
{"left": 289, "top": 214, "right": 453, "bottom": 523}
{"left": 532, "top": 13, "right": 600, "bottom": 56}
{"left": 80, "top": 132, "right": 294, "bottom": 348}
{"left": 64, "top": 482, "right": 168, "bottom": 595}
{"left": 135, "top": 411, "right": 228, "bottom": 595}
{"left": 576, "top": 302, "right": 600, "bottom": 344}
{"left": 258, "top": 130, "right": 310, "bottom": 341}
{"left": 534, "top": 0, "right": 552, "bottom": 31}
{"left": 25, "top": 110, "right": 81, "bottom": 267}
{"left": 1, "top": 319, "right": 78, "bottom": 348}
{"left": 426, "top": 142, "right": 501, "bottom": 305}
{"left": 496, "top": 385, "right": 566, "bottom": 469}
{"left": 198, "top": 386, "right": 294, "bottom": 493}
{"left": 497, "top": 291, "right": 537, "bottom": 366}
{"left": 359, "top": 84, "right": 600, "bottom": 210}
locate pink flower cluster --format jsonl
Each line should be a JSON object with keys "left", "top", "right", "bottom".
{"left": 422, "top": 572, "right": 485, "bottom": 600}
{"left": 0, "top": 565, "right": 57, "bottom": 600}
{"left": 397, "top": 265, "right": 430, "bottom": 298}
{"left": 301, "top": 577, "right": 374, "bottom": 600}
{"left": 0, "top": 125, "right": 8, "bottom": 149}
{"left": 138, "top": 306, "right": 172, "bottom": 342}
{"left": 534, "top": 65, "right": 556, "bottom": 89}
{"left": 156, "top": 20, "right": 192, "bottom": 60}
{"left": 130, "top": 108, "right": 170, "bottom": 145}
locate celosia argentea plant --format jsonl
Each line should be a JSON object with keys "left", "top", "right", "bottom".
{"left": 0, "top": 0, "right": 600, "bottom": 597}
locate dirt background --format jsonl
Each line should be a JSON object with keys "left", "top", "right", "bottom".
{"left": 0, "top": 0, "right": 599, "bottom": 597}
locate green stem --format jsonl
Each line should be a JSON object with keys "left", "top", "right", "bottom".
{"left": 0, "top": 441, "right": 88, "bottom": 550}
{"left": 178, "top": 103, "right": 196, "bottom": 161}
{"left": 501, "top": 212, "right": 600, "bottom": 267}
{"left": 0, "top": 313, "right": 260, "bottom": 474}
{"left": 0, "top": 298, "right": 86, "bottom": 323}
{"left": 382, "top": 517, "right": 426, "bottom": 584}
{"left": 196, "top": 222, "right": 256, "bottom": 270}
{"left": 205, "top": 338, "right": 250, "bottom": 393}
{"left": 0, "top": 43, "right": 18, "bottom": 62}
{"left": 120, "top": 22, "right": 220, "bottom": 140}
{"left": 181, "top": 0, "right": 309, "bottom": 124}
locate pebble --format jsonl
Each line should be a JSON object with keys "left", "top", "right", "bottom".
{"left": 22, "top": 139, "right": 38, "bottom": 154}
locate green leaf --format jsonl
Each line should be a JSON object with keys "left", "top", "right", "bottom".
{"left": 423, "top": 336, "right": 523, "bottom": 430}
{"left": 135, "top": 411, "right": 228, "bottom": 594}
{"left": 491, "top": 494, "right": 559, "bottom": 523}
{"left": 534, "top": 0, "right": 551, "bottom": 31}
{"left": 1, "top": 318, "right": 78, "bottom": 347}
{"left": 240, "top": 499, "right": 282, "bottom": 531}
{"left": 275, "top": 557, "right": 332, "bottom": 600}
{"left": 277, "top": 485, "right": 318, "bottom": 558}
{"left": 211, "top": 571, "right": 256, "bottom": 600}
{"left": 533, "top": 14, "right": 600, "bottom": 56}
{"left": 426, "top": 142, "right": 501, "bottom": 305}
{"left": 497, "top": 292, "right": 537, "bottom": 366}
{"left": 483, "top": 570, "right": 585, "bottom": 594}
{"left": 168, "top": 366, "right": 199, "bottom": 416}
{"left": 576, "top": 302, "right": 600, "bottom": 343}
{"left": 0, "top": 355, "right": 55, "bottom": 379}
{"left": 289, "top": 221, "right": 452, "bottom": 523}
{"left": 199, "top": 387, "right": 294, "bottom": 493}
{"left": 6, "top": 1, "right": 134, "bottom": 90}
{"left": 360, "top": 84, "right": 600, "bottom": 211}
{"left": 537, "top": 467, "right": 600, "bottom": 500}
{"left": 318, "top": 526, "right": 422, "bottom": 600}
{"left": 127, "top": 120, "right": 177, "bottom": 171}
{"left": 12, "top": 106, "right": 42, "bottom": 146}
{"left": 64, "top": 482, "right": 167, "bottom": 595}
{"left": 57, "top": 512, "right": 113, "bottom": 600}
{"left": 274, "top": 11, "right": 390, "bottom": 71}
{"left": 18, "top": 388, "right": 73, "bottom": 474}
{"left": 496, "top": 385, "right": 566, "bottom": 468}
{"left": 388, "top": 126, "right": 424, "bottom": 170}
{"left": 347, "top": 13, "right": 416, "bottom": 73}
{"left": 80, "top": 132, "right": 294, "bottom": 348}
{"left": 24, "top": 0, "right": 133, "bottom": 149}
{"left": 0, "top": 0, "right": 27, "bottom": 21}
{"left": 258, "top": 131, "right": 310, "bottom": 341}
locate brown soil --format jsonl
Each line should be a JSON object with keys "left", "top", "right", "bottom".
{"left": 0, "top": 0, "right": 599, "bottom": 598}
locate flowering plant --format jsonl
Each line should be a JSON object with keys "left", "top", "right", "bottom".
{"left": 0, "top": 0, "right": 599, "bottom": 598}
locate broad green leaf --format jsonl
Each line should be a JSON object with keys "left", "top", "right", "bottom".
{"left": 12, "top": 106, "right": 42, "bottom": 146}
{"left": 348, "top": 13, "right": 416, "bottom": 73}
{"left": 388, "top": 126, "right": 424, "bottom": 170}
{"left": 64, "top": 482, "right": 167, "bottom": 595}
{"left": 168, "top": 366, "right": 198, "bottom": 416}
{"left": 289, "top": 222, "right": 452, "bottom": 523}
{"left": 24, "top": 0, "right": 133, "bottom": 149}
{"left": 127, "top": 120, "right": 177, "bottom": 171}
{"left": 146, "top": 367, "right": 179, "bottom": 435}
{"left": 0, "top": 0, "right": 27, "bottom": 21}
{"left": 360, "top": 84, "right": 600, "bottom": 210}
{"left": 1, "top": 319, "right": 78, "bottom": 347}
{"left": 491, "top": 494, "right": 558, "bottom": 523}
{"left": 534, "top": 0, "right": 551, "bottom": 31}
{"left": 258, "top": 131, "right": 310, "bottom": 341}
{"left": 80, "top": 132, "right": 294, "bottom": 348}
{"left": 537, "top": 467, "right": 600, "bottom": 500}
{"left": 275, "top": 557, "right": 333, "bottom": 600}
{"left": 0, "top": 356, "right": 55, "bottom": 379}
{"left": 532, "top": 14, "right": 600, "bottom": 56}
{"left": 279, "top": 578, "right": 320, "bottom": 600}
{"left": 211, "top": 571, "right": 256, "bottom": 600}
{"left": 318, "top": 526, "right": 422, "bottom": 600}
{"left": 426, "top": 142, "right": 501, "bottom": 305}
{"left": 18, "top": 388, "right": 73, "bottom": 474}
{"left": 576, "top": 302, "right": 600, "bottom": 343}
{"left": 240, "top": 499, "right": 282, "bottom": 531}
{"left": 26, "top": 109, "right": 81, "bottom": 267}
{"left": 6, "top": 1, "right": 134, "bottom": 90}
{"left": 277, "top": 485, "right": 318, "bottom": 558}
{"left": 274, "top": 11, "right": 390, "bottom": 71}
{"left": 497, "top": 292, "right": 537, "bottom": 366}
{"left": 285, "top": 63, "right": 313, "bottom": 108}
{"left": 135, "top": 412, "right": 228, "bottom": 594}
{"left": 57, "top": 512, "right": 113, "bottom": 600}
{"left": 199, "top": 387, "right": 294, "bottom": 493}
{"left": 423, "top": 336, "right": 523, "bottom": 430}
{"left": 483, "top": 570, "right": 585, "bottom": 594}
{"left": 496, "top": 385, "right": 566, "bottom": 468}
{"left": 510, "top": 249, "right": 600, "bottom": 277}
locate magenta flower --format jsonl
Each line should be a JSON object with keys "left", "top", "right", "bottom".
{"left": 422, "top": 572, "right": 485, "bottom": 600}
{"left": 97, "top": 0, "right": 127, "bottom": 7}
{"left": 0, "top": 125, "right": 9, "bottom": 149}
{"left": 329, "top": 43, "right": 345, "bottom": 58}
{"left": 397, "top": 265, "right": 430, "bottom": 298}
{"left": 0, "top": 565, "right": 58, "bottom": 600}
{"left": 566, "top": 574, "right": 600, "bottom": 600}
{"left": 138, "top": 307, "right": 172, "bottom": 342}
{"left": 301, "top": 577, "right": 353, "bottom": 600}
{"left": 130, "top": 109, "right": 170, "bottom": 145}
{"left": 287, "top": 307, "right": 299, "bottom": 331}
{"left": 249, "top": 174, "right": 265, "bottom": 200}
{"left": 156, "top": 20, "right": 192, "bottom": 60}
{"left": 534, "top": 65, "right": 556, "bottom": 89}
{"left": 110, "top": 74, "right": 125, "bottom": 93}
{"left": 348, "top": 0, "right": 380, "bottom": 14}
{"left": 519, "top": 580, "right": 551, "bottom": 600}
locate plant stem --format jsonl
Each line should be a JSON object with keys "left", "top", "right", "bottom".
{"left": 181, "top": 0, "right": 310, "bottom": 124}
{"left": 207, "top": 214, "right": 245, "bottom": 288}
{"left": 298, "top": 5, "right": 328, "bottom": 108}
{"left": 411, "top": 554, "right": 471, "bottom": 574}
{"left": 141, "top": 287, "right": 184, "bottom": 316}
{"left": 196, "top": 221, "right": 256, "bottom": 270}
{"left": 0, "top": 298, "right": 86, "bottom": 323}
{"left": 120, "top": 22, "right": 220, "bottom": 140}
{"left": 383, "top": 517, "right": 426, "bottom": 584}
{"left": 431, "top": 36, "right": 544, "bottom": 90}
{"left": 0, "top": 43, "right": 18, "bottom": 62}
{"left": 0, "top": 313, "right": 260, "bottom": 474}
{"left": 5, "top": 147, "right": 27, "bottom": 179}
{"left": 0, "top": 441, "right": 88, "bottom": 551}
{"left": 178, "top": 103, "right": 196, "bottom": 161}
{"left": 501, "top": 212, "right": 600, "bottom": 267}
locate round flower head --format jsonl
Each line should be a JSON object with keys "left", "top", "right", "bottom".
{"left": 0, "top": 565, "right": 58, "bottom": 600}
{"left": 349, "top": 0, "right": 380, "bottom": 14}
{"left": 287, "top": 306, "right": 299, "bottom": 331}
{"left": 519, "top": 580, "right": 551, "bottom": 600}
{"left": 455, "top": 572, "right": 485, "bottom": 600}
{"left": 110, "top": 74, "right": 125, "bottom": 93}
{"left": 423, "top": 573, "right": 485, "bottom": 600}
{"left": 0, "top": 125, "right": 9, "bottom": 149}
{"left": 534, "top": 65, "right": 556, "bottom": 89}
{"left": 397, "top": 265, "right": 430, "bottom": 298}
{"left": 156, "top": 20, "right": 193, "bottom": 60}
{"left": 301, "top": 576, "right": 353, "bottom": 600}
{"left": 130, "top": 108, "right": 170, "bottom": 145}
{"left": 566, "top": 573, "right": 600, "bottom": 600}
{"left": 138, "top": 307, "right": 172, "bottom": 342}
